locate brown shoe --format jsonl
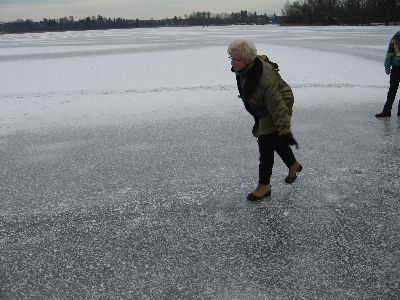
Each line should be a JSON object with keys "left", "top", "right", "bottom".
{"left": 285, "top": 161, "right": 303, "bottom": 183}
{"left": 247, "top": 184, "right": 271, "bottom": 201}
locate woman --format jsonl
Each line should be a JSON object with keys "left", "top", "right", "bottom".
{"left": 228, "top": 38, "right": 302, "bottom": 201}
{"left": 375, "top": 30, "right": 400, "bottom": 118}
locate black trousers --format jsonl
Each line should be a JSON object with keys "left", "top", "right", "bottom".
{"left": 258, "top": 132, "right": 296, "bottom": 185}
{"left": 384, "top": 66, "right": 400, "bottom": 113}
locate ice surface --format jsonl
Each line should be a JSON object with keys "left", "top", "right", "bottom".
{"left": 0, "top": 25, "right": 399, "bottom": 299}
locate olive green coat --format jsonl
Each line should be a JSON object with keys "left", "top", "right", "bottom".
{"left": 237, "top": 57, "right": 294, "bottom": 137}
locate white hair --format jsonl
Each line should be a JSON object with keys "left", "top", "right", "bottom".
{"left": 227, "top": 39, "right": 257, "bottom": 63}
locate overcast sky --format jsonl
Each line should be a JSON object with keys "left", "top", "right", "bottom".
{"left": 0, "top": 0, "right": 288, "bottom": 22}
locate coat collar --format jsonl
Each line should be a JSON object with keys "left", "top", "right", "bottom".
{"left": 236, "top": 57, "right": 263, "bottom": 100}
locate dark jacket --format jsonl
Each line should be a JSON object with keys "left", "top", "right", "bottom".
{"left": 235, "top": 55, "right": 294, "bottom": 137}
{"left": 385, "top": 31, "right": 400, "bottom": 70}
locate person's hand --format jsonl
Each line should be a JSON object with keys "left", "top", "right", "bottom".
{"left": 281, "top": 133, "right": 299, "bottom": 149}
{"left": 386, "top": 69, "right": 391, "bottom": 75}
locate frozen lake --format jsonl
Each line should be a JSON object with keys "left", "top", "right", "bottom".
{"left": 1, "top": 25, "right": 399, "bottom": 298}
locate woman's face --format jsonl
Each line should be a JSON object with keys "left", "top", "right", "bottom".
{"left": 230, "top": 50, "right": 247, "bottom": 72}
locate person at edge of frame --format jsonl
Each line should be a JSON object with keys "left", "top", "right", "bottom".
{"left": 228, "top": 38, "right": 303, "bottom": 201}
{"left": 376, "top": 31, "right": 400, "bottom": 118}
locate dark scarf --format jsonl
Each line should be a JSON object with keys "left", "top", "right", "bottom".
{"left": 231, "top": 56, "right": 263, "bottom": 117}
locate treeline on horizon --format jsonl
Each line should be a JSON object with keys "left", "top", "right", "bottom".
{"left": 0, "top": 11, "right": 278, "bottom": 34}
{"left": 282, "top": 0, "right": 399, "bottom": 25}
{"left": 1, "top": 0, "right": 399, "bottom": 34}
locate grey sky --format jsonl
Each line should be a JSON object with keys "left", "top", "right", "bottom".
{"left": 0, "top": 0, "right": 287, "bottom": 22}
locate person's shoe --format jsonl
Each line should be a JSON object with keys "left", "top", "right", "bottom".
{"left": 247, "top": 184, "right": 271, "bottom": 201}
{"left": 285, "top": 161, "right": 303, "bottom": 184}
{"left": 375, "top": 111, "right": 391, "bottom": 118}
